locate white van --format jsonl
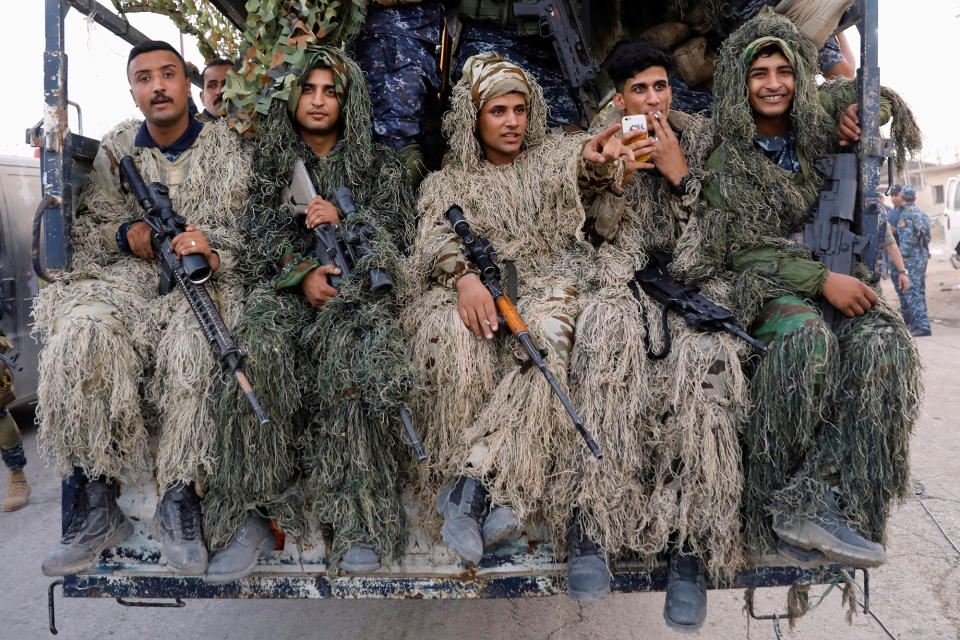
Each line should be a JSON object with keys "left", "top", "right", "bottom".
{"left": 942, "top": 176, "right": 960, "bottom": 255}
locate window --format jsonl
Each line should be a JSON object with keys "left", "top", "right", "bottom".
{"left": 934, "top": 184, "right": 945, "bottom": 204}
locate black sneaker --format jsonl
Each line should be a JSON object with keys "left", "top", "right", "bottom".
{"left": 663, "top": 547, "right": 707, "bottom": 632}
{"left": 567, "top": 522, "right": 610, "bottom": 602}
{"left": 152, "top": 483, "right": 207, "bottom": 575}
{"left": 41, "top": 479, "right": 133, "bottom": 576}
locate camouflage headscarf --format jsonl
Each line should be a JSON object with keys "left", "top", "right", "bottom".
{"left": 741, "top": 36, "right": 797, "bottom": 73}
{"left": 286, "top": 47, "right": 352, "bottom": 117}
{"left": 461, "top": 52, "right": 532, "bottom": 110}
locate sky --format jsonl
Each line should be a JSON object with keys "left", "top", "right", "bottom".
{"left": 3, "top": 1, "right": 959, "bottom": 163}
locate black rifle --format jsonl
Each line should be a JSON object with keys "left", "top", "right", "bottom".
{"left": 629, "top": 252, "right": 768, "bottom": 358}
{"left": 445, "top": 205, "right": 602, "bottom": 459}
{"left": 804, "top": 0, "right": 890, "bottom": 330}
{"left": 282, "top": 162, "right": 426, "bottom": 461}
{"left": 118, "top": 156, "right": 270, "bottom": 426}
{"left": 283, "top": 161, "right": 393, "bottom": 295}
{"left": 513, "top": 0, "right": 599, "bottom": 125}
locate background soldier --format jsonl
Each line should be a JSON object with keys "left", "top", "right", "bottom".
{"left": 895, "top": 185, "right": 932, "bottom": 336}
{"left": 0, "top": 333, "right": 28, "bottom": 512}
{"left": 37, "top": 41, "right": 251, "bottom": 577}
{"left": 197, "top": 57, "right": 234, "bottom": 121}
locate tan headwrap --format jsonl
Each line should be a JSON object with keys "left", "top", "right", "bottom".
{"left": 287, "top": 47, "right": 351, "bottom": 116}
{"left": 461, "top": 52, "right": 531, "bottom": 111}
{"left": 741, "top": 36, "right": 797, "bottom": 72}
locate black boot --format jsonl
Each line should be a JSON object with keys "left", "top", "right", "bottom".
{"left": 152, "top": 482, "right": 207, "bottom": 575}
{"left": 567, "top": 521, "right": 610, "bottom": 602}
{"left": 42, "top": 478, "right": 133, "bottom": 576}
{"left": 663, "top": 545, "right": 707, "bottom": 631}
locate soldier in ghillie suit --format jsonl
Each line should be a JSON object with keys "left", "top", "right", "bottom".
{"left": 36, "top": 41, "right": 252, "bottom": 577}
{"left": 557, "top": 42, "right": 750, "bottom": 631}
{"left": 203, "top": 45, "right": 416, "bottom": 579}
{"left": 693, "top": 14, "right": 922, "bottom": 572}
{"left": 404, "top": 52, "right": 630, "bottom": 600}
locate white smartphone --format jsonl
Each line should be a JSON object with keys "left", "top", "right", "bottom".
{"left": 621, "top": 114, "right": 651, "bottom": 162}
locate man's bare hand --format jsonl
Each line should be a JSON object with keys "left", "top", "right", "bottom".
{"left": 456, "top": 273, "right": 498, "bottom": 340}
{"left": 301, "top": 264, "right": 341, "bottom": 308}
{"left": 837, "top": 103, "right": 861, "bottom": 147}
{"left": 822, "top": 272, "right": 878, "bottom": 317}
{"left": 647, "top": 112, "right": 690, "bottom": 185}
{"left": 896, "top": 272, "right": 910, "bottom": 293}
{"left": 171, "top": 224, "right": 220, "bottom": 271}
{"left": 583, "top": 124, "right": 634, "bottom": 165}
{"left": 305, "top": 196, "right": 340, "bottom": 229}
{"left": 126, "top": 221, "right": 155, "bottom": 261}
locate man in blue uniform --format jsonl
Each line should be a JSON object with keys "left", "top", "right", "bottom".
{"left": 895, "top": 185, "right": 931, "bottom": 336}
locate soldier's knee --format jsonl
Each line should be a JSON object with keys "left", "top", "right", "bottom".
{"left": 0, "top": 411, "right": 21, "bottom": 450}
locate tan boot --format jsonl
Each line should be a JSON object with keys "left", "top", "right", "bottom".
{"left": 2, "top": 469, "right": 29, "bottom": 511}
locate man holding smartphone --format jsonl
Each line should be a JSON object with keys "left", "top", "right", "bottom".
{"left": 563, "top": 42, "right": 750, "bottom": 632}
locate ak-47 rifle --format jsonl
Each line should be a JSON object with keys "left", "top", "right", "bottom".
{"left": 629, "top": 251, "right": 768, "bottom": 358}
{"left": 803, "top": 0, "right": 890, "bottom": 330}
{"left": 445, "top": 205, "right": 602, "bottom": 460}
{"left": 282, "top": 161, "right": 426, "bottom": 462}
{"left": 118, "top": 156, "right": 270, "bottom": 426}
{"left": 512, "top": 0, "right": 599, "bottom": 125}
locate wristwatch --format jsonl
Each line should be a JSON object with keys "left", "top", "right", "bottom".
{"left": 897, "top": 268, "right": 909, "bottom": 275}
{"left": 671, "top": 173, "right": 693, "bottom": 196}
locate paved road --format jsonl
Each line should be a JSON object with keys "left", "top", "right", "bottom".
{"left": 3, "top": 326, "right": 958, "bottom": 640}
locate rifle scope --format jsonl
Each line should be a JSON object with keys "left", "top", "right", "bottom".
{"left": 332, "top": 186, "right": 393, "bottom": 295}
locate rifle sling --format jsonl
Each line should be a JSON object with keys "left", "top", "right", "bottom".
{"left": 627, "top": 278, "right": 672, "bottom": 360}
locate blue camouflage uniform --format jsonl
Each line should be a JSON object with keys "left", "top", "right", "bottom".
{"left": 454, "top": 22, "right": 582, "bottom": 128}
{"left": 896, "top": 201, "right": 932, "bottom": 334}
{"left": 354, "top": 2, "right": 445, "bottom": 151}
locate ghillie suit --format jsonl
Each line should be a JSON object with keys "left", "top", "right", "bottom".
{"left": 403, "top": 53, "right": 620, "bottom": 537}
{"left": 694, "top": 14, "right": 923, "bottom": 562}
{"left": 33, "top": 118, "right": 251, "bottom": 491}
{"left": 204, "top": 46, "right": 417, "bottom": 567}
{"left": 554, "top": 107, "right": 749, "bottom": 577}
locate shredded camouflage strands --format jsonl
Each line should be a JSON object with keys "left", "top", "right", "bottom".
{"left": 34, "top": 119, "right": 251, "bottom": 490}
{"left": 204, "top": 46, "right": 418, "bottom": 567}
{"left": 701, "top": 15, "right": 923, "bottom": 572}
{"left": 555, "top": 108, "right": 749, "bottom": 577}
{"left": 403, "top": 60, "right": 618, "bottom": 542}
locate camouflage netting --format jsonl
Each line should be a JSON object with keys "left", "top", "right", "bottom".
{"left": 697, "top": 15, "right": 922, "bottom": 576}
{"left": 222, "top": 0, "right": 367, "bottom": 134}
{"left": 553, "top": 108, "right": 750, "bottom": 577}
{"left": 34, "top": 119, "right": 251, "bottom": 491}
{"left": 203, "top": 45, "right": 418, "bottom": 567}
{"left": 111, "top": 0, "right": 242, "bottom": 60}
{"left": 402, "top": 63, "right": 619, "bottom": 545}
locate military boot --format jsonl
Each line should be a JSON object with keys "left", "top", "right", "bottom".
{"left": 2, "top": 469, "right": 30, "bottom": 511}
{"left": 567, "top": 522, "right": 610, "bottom": 602}
{"left": 773, "top": 490, "right": 886, "bottom": 568}
{"left": 206, "top": 512, "right": 275, "bottom": 583}
{"left": 340, "top": 543, "right": 381, "bottom": 573}
{"left": 435, "top": 476, "right": 488, "bottom": 565}
{"left": 663, "top": 546, "right": 707, "bottom": 632}
{"left": 482, "top": 506, "right": 520, "bottom": 546}
{"left": 41, "top": 478, "right": 133, "bottom": 576}
{"left": 152, "top": 483, "right": 207, "bottom": 575}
